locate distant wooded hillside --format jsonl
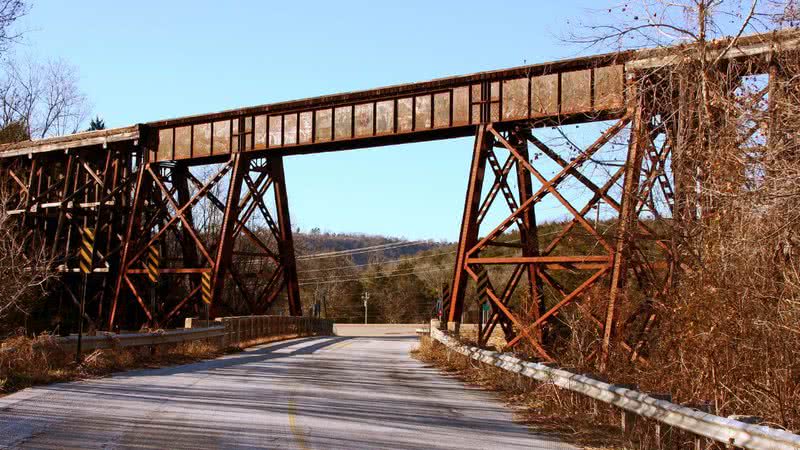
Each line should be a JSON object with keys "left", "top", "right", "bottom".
{"left": 295, "top": 230, "right": 446, "bottom": 265}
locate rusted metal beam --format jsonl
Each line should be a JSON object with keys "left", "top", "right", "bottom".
{"left": 0, "top": 126, "right": 140, "bottom": 158}
{"left": 448, "top": 125, "right": 491, "bottom": 330}
{"left": 173, "top": 164, "right": 200, "bottom": 271}
{"left": 602, "top": 98, "right": 647, "bottom": 370}
{"left": 511, "top": 129, "right": 545, "bottom": 340}
{"left": 210, "top": 153, "right": 246, "bottom": 311}
{"left": 268, "top": 155, "right": 301, "bottom": 316}
{"left": 109, "top": 159, "right": 147, "bottom": 330}
{"left": 466, "top": 256, "right": 611, "bottom": 264}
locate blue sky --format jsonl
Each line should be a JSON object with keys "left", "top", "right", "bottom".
{"left": 18, "top": 0, "right": 620, "bottom": 241}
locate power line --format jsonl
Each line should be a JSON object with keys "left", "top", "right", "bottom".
{"left": 296, "top": 240, "right": 433, "bottom": 260}
{"left": 299, "top": 266, "right": 449, "bottom": 286}
{"left": 297, "top": 228, "right": 572, "bottom": 283}
{"left": 298, "top": 250, "right": 457, "bottom": 274}
{"left": 297, "top": 231, "right": 562, "bottom": 277}
{"left": 301, "top": 265, "right": 445, "bottom": 283}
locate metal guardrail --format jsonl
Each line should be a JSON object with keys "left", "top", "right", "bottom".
{"left": 1, "top": 316, "right": 335, "bottom": 356}
{"left": 430, "top": 327, "right": 800, "bottom": 450}
{"left": 58, "top": 327, "right": 225, "bottom": 352}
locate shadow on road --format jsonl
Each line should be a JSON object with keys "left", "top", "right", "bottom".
{"left": 0, "top": 334, "right": 573, "bottom": 449}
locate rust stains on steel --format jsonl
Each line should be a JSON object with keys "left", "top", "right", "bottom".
{"left": 1, "top": 30, "right": 794, "bottom": 160}
{"left": 0, "top": 125, "right": 140, "bottom": 157}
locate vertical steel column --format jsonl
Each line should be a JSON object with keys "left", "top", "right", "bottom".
{"left": 109, "top": 152, "right": 148, "bottom": 330}
{"left": 87, "top": 149, "right": 115, "bottom": 326}
{"left": 268, "top": 154, "right": 301, "bottom": 316}
{"left": 510, "top": 128, "right": 546, "bottom": 342}
{"left": 448, "top": 124, "right": 490, "bottom": 332}
{"left": 210, "top": 152, "right": 246, "bottom": 313}
{"left": 173, "top": 164, "right": 199, "bottom": 270}
{"left": 50, "top": 154, "right": 76, "bottom": 258}
{"left": 602, "top": 100, "right": 646, "bottom": 369}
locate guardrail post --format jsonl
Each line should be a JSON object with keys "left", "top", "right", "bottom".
{"left": 617, "top": 384, "right": 639, "bottom": 438}
{"left": 224, "top": 318, "right": 232, "bottom": 348}
{"left": 648, "top": 393, "right": 673, "bottom": 449}
{"left": 689, "top": 401, "right": 715, "bottom": 450}
{"left": 230, "top": 318, "right": 236, "bottom": 346}
{"left": 255, "top": 316, "right": 259, "bottom": 341}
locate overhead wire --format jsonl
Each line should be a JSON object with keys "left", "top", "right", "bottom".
{"left": 297, "top": 228, "right": 568, "bottom": 283}
{"left": 298, "top": 250, "right": 457, "bottom": 274}
{"left": 299, "top": 266, "right": 450, "bottom": 286}
{"left": 296, "top": 240, "right": 431, "bottom": 260}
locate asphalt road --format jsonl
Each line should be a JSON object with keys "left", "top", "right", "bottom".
{"left": 0, "top": 325, "right": 577, "bottom": 449}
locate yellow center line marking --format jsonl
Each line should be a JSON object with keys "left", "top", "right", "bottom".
{"left": 286, "top": 338, "right": 356, "bottom": 448}
{"left": 335, "top": 341, "right": 354, "bottom": 350}
{"left": 287, "top": 397, "right": 310, "bottom": 450}
{"left": 326, "top": 340, "right": 355, "bottom": 351}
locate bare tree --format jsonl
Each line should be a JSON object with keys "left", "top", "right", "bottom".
{"left": 548, "top": 0, "right": 800, "bottom": 428}
{"left": 566, "top": 0, "right": 786, "bottom": 51}
{"left": 0, "top": 0, "right": 26, "bottom": 54}
{"left": 0, "top": 190, "right": 56, "bottom": 333}
{"left": 0, "top": 56, "right": 89, "bottom": 139}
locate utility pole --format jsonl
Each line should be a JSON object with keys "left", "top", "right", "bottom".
{"left": 594, "top": 200, "right": 602, "bottom": 228}
{"left": 362, "top": 292, "right": 370, "bottom": 324}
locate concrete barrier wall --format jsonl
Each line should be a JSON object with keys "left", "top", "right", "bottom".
{"left": 185, "top": 316, "right": 334, "bottom": 348}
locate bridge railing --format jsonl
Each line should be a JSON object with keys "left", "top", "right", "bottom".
{"left": 429, "top": 326, "right": 800, "bottom": 450}
{"left": 55, "top": 327, "right": 225, "bottom": 353}
{"left": 3, "top": 316, "right": 334, "bottom": 355}
{"left": 185, "top": 315, "right": 334, "bottom": 348}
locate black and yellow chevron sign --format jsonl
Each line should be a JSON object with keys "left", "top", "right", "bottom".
{"left": 146, "top": 245, "right": 160, "bottom": 283}
{"left": 201, "top": 272, "right": 212, "bottom": 304}
{"left": 79, "top": 227, "right": 95, "bottom": 274}
{"left": 476, "top": 269, "right": 489, "bottom": 298}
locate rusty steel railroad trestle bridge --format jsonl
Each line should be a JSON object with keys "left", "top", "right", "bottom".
{"left": 1, "top": 31, "right": 794, "bottom": 363}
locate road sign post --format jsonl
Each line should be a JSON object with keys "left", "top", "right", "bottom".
{"left": 76, "top": 227, "right": 95, "bottom": 363}
{"left": 201, "top": 271, "right": 212, "bottom": 323}
{"left": 147, "top": 244, "right": 160, "bottom": 327}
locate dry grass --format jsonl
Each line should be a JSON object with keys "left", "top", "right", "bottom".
{"left": 232, "top": 333, "right": 308, "bottom": 351}
{"left": 0, "top": 334, "right": 226, "bottom": 395}
{"left": 0, "top": 331, "right": 329, "bottom": 395}
{"left": 411, "top": 335, "right": 630, "bottom": 450}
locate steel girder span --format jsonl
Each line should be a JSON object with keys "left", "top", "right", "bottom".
{"left": 0, "top": 31, "right": 793, "bottom": 361}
